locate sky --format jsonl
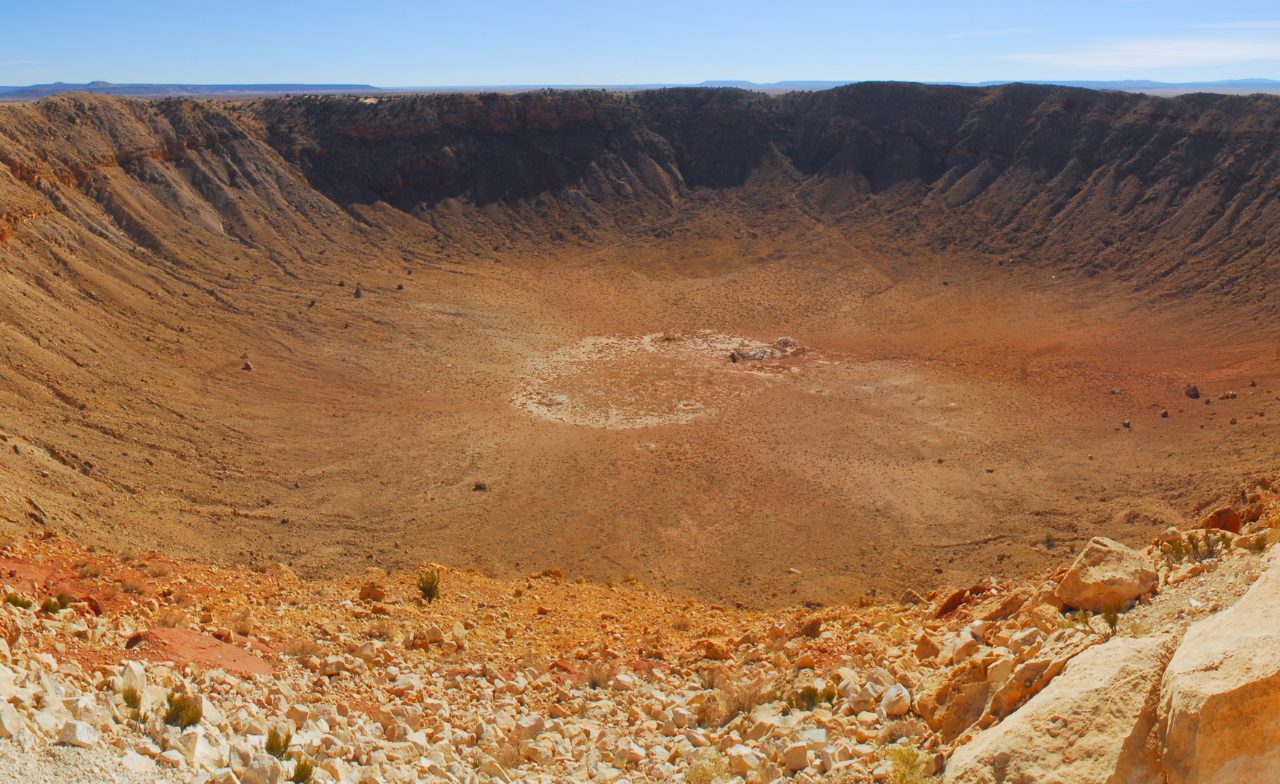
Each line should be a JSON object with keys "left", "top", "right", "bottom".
{"left": 4, "top": 1, "right": 1280, "bottom": 86}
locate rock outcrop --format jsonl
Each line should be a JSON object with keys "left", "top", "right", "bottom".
{"left": 1054, "top": 537, "right": 1157, "bottom": 612}
{"left": 1158, "top": 549, "right": 1280, "bottom": 784}
{"left": 945, "top": 631, "right": 1178, "bottom": 784}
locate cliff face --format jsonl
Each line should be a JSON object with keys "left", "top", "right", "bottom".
{"left": 4, "top": 85, "right": 1280, "bottom": 302}
{"left": 244, "top": 84, "right": 1280, "bottom": 303}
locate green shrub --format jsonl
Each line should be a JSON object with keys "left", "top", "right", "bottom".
{"left": 417, "top": 569, "right": 440, "bottom": 603}
{"left": 163, "top": 692, "right": 203, "bottom": 728}
{"left": 2, "top": 593, "right": 32, "bottom": 609}
{"left": 290, "top": 756, "right": 314, "bottom": 783}
{"left": 266, "top": 727, "right": 292, "bottom": 759}
{"left": 884, "top": 744, "right": 932, "bottom": 784}
{"left": 122, "top": 686, "right": 141, "bottom": 711}
{"left": 787, "top": 684, "right": 838, "bottom": 712}
{"left": 1101, "top": 603, "right": 1124, "bottom": 636}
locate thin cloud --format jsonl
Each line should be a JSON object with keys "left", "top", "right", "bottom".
{"left": 1003, "top": 36, "right": 1280, "bottom": 70}
{"left": 948, "top": 28, "right": 1035, "bottom": 40}
{"left": 1186, "top": 20, "right": 1280, "bottom": 30}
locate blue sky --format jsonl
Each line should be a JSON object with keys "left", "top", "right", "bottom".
{"left": 4, "top": 1, "right": 1280, "bottom": 86}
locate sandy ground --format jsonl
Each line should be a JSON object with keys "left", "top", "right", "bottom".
{"left": 3, "top": 216, "right": 1275, "bottom": 609}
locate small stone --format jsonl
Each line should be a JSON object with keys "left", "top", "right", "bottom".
{"left": 0, "top": 702, "right": 22, "bottom": 739}
{"left": 57, "top": 720, "right": 99, "bottom": 748}
{"left": 783, "top": 742, "right": 810, "bottom": 771}
{"left": 357, "top": 582, "right": 386, "bottom": 602}
{"left": 880, "top": 683, "right": 911, "bottom": 718}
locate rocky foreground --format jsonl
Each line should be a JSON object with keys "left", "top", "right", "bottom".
{"left": 0, "top": 476, "right": 1277, "bottom": 784}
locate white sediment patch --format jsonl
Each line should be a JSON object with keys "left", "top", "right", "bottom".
{"left": 513, "top": 330, "right": 793, "bottom": 429}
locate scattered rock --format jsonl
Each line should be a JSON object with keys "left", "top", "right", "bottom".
{"left": 1054, "top": 537, "right": 1157, "bottom": 612}
{"left": 57, "top": 719, "right": 99, "bottom": 748}
{"left": 1193, "top": 507, "right": 1241, "bottom": 535}
{"left": 358, "top": 582, "right": 387, "bottom": 602}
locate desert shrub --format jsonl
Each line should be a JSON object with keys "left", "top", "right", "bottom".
{"left": 685, "top": 748, "right": 729, "bottom": 784}
{"left": 282, "top": 637, "right": 323, "bottom": 658}
{"left": 1101, "top": 603, "right": 1124, "bottom": 636}
{"left": 879, "top": 718, "right": 928, "bottom": 745}
{"left": 121, "top": 686, "right": 143, "bottom": 723}
{"left": 1244, "top": 532, "right": 1271, "bottom": 554}
{"left": 1167, "top": 539, "right": 1187, "bottom": 563}
{"left": 122, "top": 686, "right": 141, "bottom": 711}
{"left": 266, "top": 727, "right": 293, "bottom": 759}
{"left": 1203, "top": 533, "right": 1219, "bottom": 560}
{"left": 40, "top": 596, "right": 68, "bottom": 614}
{"left": 163, "top": 692, "right": 203, "bottom": 728}
{"left": 3, "top": 593, "right": 32, "bottom": 609}
{"left": 1127, "top": 618, "right": 1153, "bottom": 637}
{"left": 884, "top": 743, "right": 931, "bottom": 784}
{"left": 698, "top": 677, "right": 776, "bottom": 727}
{"left": 584, "top": 660, "right": 618, "bottom": 690}
{"left": 787, "top": 684, "right": 838, "bottom": 712}
{"left": 290, "top": 756, "right": 314, "bottom": 783}
{"left": 417, "top": 569, "right": 440, "bottom": 603}
{"left": 1059, "top": 609, "right": 1093, "bottom": 631}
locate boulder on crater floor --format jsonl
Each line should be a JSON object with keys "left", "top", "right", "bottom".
{"left": 1054, "top": 537, "right": 1157, "bottom": 613}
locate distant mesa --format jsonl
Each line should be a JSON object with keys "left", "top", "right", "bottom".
{"left": 0, "top": 81, "right": 382, "bottom": 100}
{"left": 4, "top": 77, "right": 1280, "bottom": 100}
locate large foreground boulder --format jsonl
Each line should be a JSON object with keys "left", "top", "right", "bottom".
{"left": 944, "top": 631, "right": 1178, "bottom": 784}
{"left": 1054, "top": 537, "right": 1157, "bottom": 612}
{"left": 1158, "top": 549, "right": 1280, "bottom": 783}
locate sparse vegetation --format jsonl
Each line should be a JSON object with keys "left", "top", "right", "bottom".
{"left": 697, "top": 674, "right": 776, "bottom": 727}
{"left": 290, "top": 757, "right": 315, "bottom": 784}
{"left": 163, "top": 692, "right": 203, "bottom": 728}
{"left": 1101, "top": 604, "right": 1122, "bottom": 636}
{"left": 417, "top": 569, "right": 440, "bottom": 603}
{"left": 884, "top": 743, "right": 933, "bottom": 784}
{"left": 266, "top": 727, "right": 293, "bottom": 759}
{"left": 282, "top": 637, "right": 324, "bottom": 658}
{"left": 40, "top": 595, "right": 70, "bottom": 614}
{"left": 685, "top": 748, "right": 729, "bottom": 784}
{"left": 1203, "top": 532, "right": 1219, "bottom": 560}
{"left": 787, "top": 684, "right": 838, "bottom": 712}
{"left": 1060, "top": 609, "right": 1094, "bottom": 632}
{"left": 3, "top": 593, "right": 32, "bottom": 609}
{"left": 879, "top": 718, "right": 929, "bottom": 745}
{"left": 584, "top": 660, "right": 619, "bottom": 690}
{"left": 1127, "top": 618, "right": 1153, "bottom": 637}
{"left": 122, "top": 686, "right": 142, "bottom": 711}
{"left": 1243, "top": 531, "right": 1272, "bottom": 554}
{"left": 121, "top": 686, "right": 144, "bottom": 724}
